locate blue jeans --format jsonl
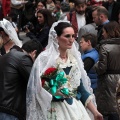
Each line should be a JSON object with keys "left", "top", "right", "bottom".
{"left": 0, "top": 112, "right": 18, "bottom": 120}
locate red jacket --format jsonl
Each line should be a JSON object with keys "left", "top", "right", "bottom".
{"left": 2, "top": 0, "right": 11, "bottom": 17}
{"left": 66, "top": 11, "right": 78, "bottom": 39}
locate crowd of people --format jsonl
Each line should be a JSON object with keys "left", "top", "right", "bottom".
{"left": 0, "top": 0, "right": 120, "bottom": 120}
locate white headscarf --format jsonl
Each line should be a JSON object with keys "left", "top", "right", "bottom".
{"left": 26, "top": 20, "right": 95, "bottom": 120}
{"left": 0, "top": 18, "right": 22, "bottom": 47}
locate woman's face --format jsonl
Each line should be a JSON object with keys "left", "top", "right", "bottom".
{"left": 37, "top": 2, "right": 45, "bottom": 10}
{"left": 37, "top": 13, "right": 44, "bottom": 24}
{"left": 102, "top": 28, "right": 108, "bottom": 39}
{"left": 57, "top": 27, "right": 75, "bottom": 51}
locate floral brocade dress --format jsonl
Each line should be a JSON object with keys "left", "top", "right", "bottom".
{"left": 44, "top": 53, "right": 92, "bottom": 120}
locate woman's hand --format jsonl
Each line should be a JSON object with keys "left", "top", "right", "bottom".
{"left": 24, "top": 27, "right": 30, "bottom": 33}
{"left": 87, "top": 101, "right": 103, "bottom": 120}
{"left": 94, "top": 111, "right": 103, "bottom": 120}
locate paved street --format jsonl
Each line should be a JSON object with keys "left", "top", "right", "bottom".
{"left": 19, "top": 32, "right": 31, "bottom": 44}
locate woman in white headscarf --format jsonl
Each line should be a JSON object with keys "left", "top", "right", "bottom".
{"left": 26, "top": 20, "right": 103, "bottom": 120}
{"left": 0, "top": 18, "right": 22, "bottom": 55}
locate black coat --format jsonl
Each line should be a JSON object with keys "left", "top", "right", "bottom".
{"left": 0, "top": 49, "right": 33, "bottom": 120}
{"left": 102, "top": 1, "right": 120, "bottom": 22}
{"left": 94, "top": 38, "right": 120, "bottom": 115}
{"left": 26, "top": 24, "right": 50, "bottom": 48}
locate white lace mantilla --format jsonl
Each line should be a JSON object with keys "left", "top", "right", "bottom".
{"left": 26, "top": 20, "right": 96, "bottom": 120}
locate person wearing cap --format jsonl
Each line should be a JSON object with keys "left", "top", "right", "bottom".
{"left": 0, "top": 18, "right": 22, "bottom": 55}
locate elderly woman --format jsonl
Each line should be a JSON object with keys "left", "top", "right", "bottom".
{"left": 94, "top": 21, "right": 120, "bottom": 120}
{"left": 26, "top": 20, "right": 103, "bottom": 120}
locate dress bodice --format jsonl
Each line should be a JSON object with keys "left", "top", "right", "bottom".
{"left": 56, "top": 53, "right": 81, "bottom": 91}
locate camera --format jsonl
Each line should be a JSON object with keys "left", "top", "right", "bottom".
{"left": 22, "top": 22, "right": 34, "bottom": 31}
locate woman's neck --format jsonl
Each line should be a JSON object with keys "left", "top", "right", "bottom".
{"left": 59, "top": 49, "right": 68, "bottom": 62}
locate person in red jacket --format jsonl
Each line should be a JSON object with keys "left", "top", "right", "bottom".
{"left": 2, "top": 0, "right": 11, "bottom": 17}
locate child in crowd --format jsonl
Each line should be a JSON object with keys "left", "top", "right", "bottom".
{"left": 80, "top": 33, "right": 99, "bottom": 93}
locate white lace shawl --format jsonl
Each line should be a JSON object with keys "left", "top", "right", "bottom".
{"left": 26, "top": 20, "right": 96, "bottom": 120}
{"left": 0, "top": 19, "right": 22, "bottom": 47}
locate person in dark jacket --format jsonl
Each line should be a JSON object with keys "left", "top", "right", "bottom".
{"left": 0, "top": 40, "right": 43, "bottom": 120}
{"left": 92, "top": 6, "right": 109, "bottom": 45}
{"left": 80, "top": 33, "right": 99, "bottom": 93}
{"left": 102, "top": 0, "right": 120, "bottom": 22}
{"left": 94, "top": 21, "right": 120, "bottom": 120}
{"left": 26, "top": 9, "right": 55, "bottom": 48}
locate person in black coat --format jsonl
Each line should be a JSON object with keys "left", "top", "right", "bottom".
{"left": 26, "top": 9, "right": 55, "bottom": 48}
{"left": 0, "top": 40, "right": 43, "bottom": 120}
{"left": 102, "top": 0, "right": 120, "bottom": 22}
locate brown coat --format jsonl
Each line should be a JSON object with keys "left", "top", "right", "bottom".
{"left": 94, "top": 38, "right": 120, "bottom": 115}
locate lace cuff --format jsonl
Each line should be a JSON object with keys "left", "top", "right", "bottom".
{"left": 85, "top": 95, "right": 93, "bottom": 107}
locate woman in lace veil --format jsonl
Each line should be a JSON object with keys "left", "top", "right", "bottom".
{"left": 26, "top": 20, "right": 103, "bottom": 120}
{"left": 0, "top": 18, "right": 22, "bottom": 55}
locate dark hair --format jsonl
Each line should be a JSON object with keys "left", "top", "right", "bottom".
{"left": 81, "top": 33, "right": 97, "bottom": 48}
{"left": 92, "top": 6, "right": 109, "bottom": 18}
{"left": 37, "top": 9, "right": 55, "bottom": 27}
{"left": 54, "top": 22, "right": 72, "bottom": 36}
{"left": 103, "top": 21, "right": 120, "bottom": 38}
{"left": 36, "top": 0, "right": 46, "bottom": 8}
{"left": 4, "top": 16, "right": 12, "bottom": 21}
{"left": 74, "top": 0, "right": 86, "bottom": 6}
{"left": 61, "top": 2, "right": 70, "bottom": 12}
{"left": 22, "top": 40, "right": 43, "bottom": 58}
{"left": 85, "top": 6, "right": 95, "bottom": 24}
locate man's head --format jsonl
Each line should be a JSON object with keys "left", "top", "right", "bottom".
{"left": 92, "top": 6, "right": 109, "bottom": 26}
{"left": 22, "top": 40, "right": 43, "bottom": 61}
{"left": 74, "top": 0, "right": 87, "bottom": 15}
{"left": 80, "top": 33, "right": 97, "bottom": 52}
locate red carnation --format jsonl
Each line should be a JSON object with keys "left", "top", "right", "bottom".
{"left": 41, "top": 67, "right": 57, "bottom": 86}
{"left": 44, "top": 68, "right": 57, "bottom": 75}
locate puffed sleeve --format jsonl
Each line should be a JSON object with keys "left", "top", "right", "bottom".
{"left": 77, "top": 81, "right": 93, "bottom": 107}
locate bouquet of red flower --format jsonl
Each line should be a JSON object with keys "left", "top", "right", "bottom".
{"left": 41, "top": 67, "right": 69, "bottom": 99}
